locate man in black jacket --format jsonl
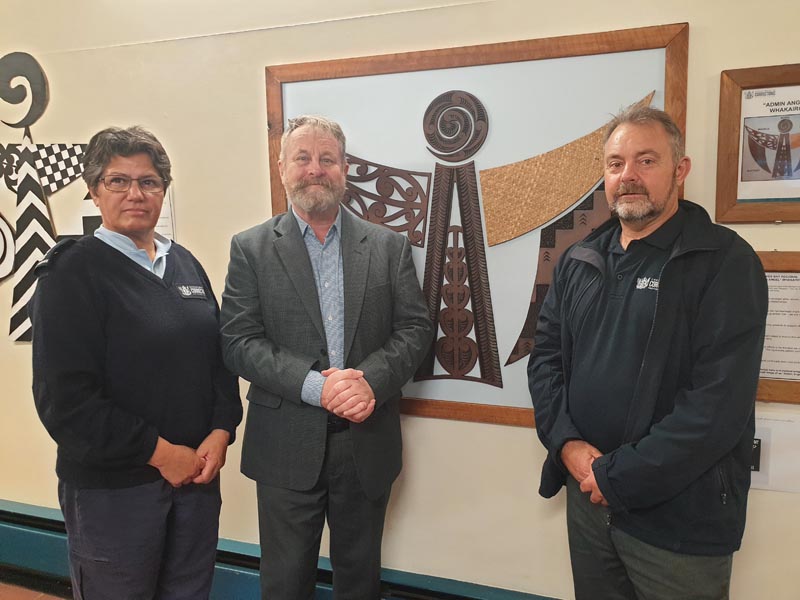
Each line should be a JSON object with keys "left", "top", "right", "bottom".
{"left": 528, "top": 106, "right": 768, "bottom": 600}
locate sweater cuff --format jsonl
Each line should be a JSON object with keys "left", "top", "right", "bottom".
{"left": 211, "top": 412, "right": 241, "bottom": 445}
{"left": 138, "top": 426, "right": 161, "bottom": 466}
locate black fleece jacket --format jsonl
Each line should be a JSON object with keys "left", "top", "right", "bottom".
{"left": 30, "top": 236, "right": 241, "bottom": 489}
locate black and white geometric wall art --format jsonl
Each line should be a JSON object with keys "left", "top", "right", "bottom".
{"left": 0, "top": 52, "right": 175, "bottom": 342}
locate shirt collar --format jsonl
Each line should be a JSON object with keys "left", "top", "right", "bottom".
{"left": 94, "top": 225, "right": 172, "bottom": 257}
{"left": 641, "top": 205, "right": 685, "bottom": 249}
{"left": 291, "top": 205, "right": 342, "bottom": 240}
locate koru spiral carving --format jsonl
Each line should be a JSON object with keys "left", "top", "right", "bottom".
{"left": 423, "top": 90, "right": 488, "bottom": 163}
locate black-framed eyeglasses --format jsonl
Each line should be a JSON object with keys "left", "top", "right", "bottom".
{"left": 99, "top": 175, "right": 167, "bottom": 193}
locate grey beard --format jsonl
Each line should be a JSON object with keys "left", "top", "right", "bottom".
{"left": 611, "top": 197, "right": 658, "bottom": 223}
{"left": 288, "top": 187, "right": 342, "bottom": 215}
{"left": 610, "top": 174, "right": 678, "bottom": 223}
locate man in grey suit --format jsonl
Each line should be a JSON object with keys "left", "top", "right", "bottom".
{"left": 220, "top": 115, "right": 433, "bottom": 599}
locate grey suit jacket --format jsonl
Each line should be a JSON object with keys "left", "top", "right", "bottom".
{"left": 220, "top": 208, "right": 432, "bottom": 499}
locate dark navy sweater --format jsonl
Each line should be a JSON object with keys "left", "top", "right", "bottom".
{"left": 30, "top": 236, "right": 241, "bottom": 488}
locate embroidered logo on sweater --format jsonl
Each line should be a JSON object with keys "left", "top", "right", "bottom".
{"left": 636, "top": 277, "right": 659, "bottom": 291}
{"left": 176, "top": 284, "right": 207, "bottom": 298}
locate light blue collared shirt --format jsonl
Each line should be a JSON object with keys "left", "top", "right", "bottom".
{"left": 292, "top": 207, "right": 345, "bottom": 407}
{"left": 94, "top": 225, "right": 172, "bottom": 278}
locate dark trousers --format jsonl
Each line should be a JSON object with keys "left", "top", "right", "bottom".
{"left": 566, "top": 476, "right": 733, "bottom": 600}
{"left": 58, "top": 477, "right": 221, "bottom": 600}
{"left": 256, "top": 429, "right": 390, "bottom": 600}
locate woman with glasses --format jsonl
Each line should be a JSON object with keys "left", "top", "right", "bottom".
{"left": 30, "top": 126, "right": 242, "bottom": 600}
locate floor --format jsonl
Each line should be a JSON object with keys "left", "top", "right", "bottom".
{"left": 0, "top": 581, "right": 68, "bottom": 599}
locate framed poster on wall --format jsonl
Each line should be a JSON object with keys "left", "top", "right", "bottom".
{"left": 716, "top": 63, "right": 800, "bottom": 223}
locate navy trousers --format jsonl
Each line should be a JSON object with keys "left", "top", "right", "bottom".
{"left": 58, "top": 477, "right": 221, "bottom": 600}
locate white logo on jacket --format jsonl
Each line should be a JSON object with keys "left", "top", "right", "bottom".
{"left": 636, "top": 277, "right": 659, "bottom": 290}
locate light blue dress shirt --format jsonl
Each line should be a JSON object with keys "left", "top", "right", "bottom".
{"left": 293, "top": 207, "right": 345, "bottom": 407}
{"left": 94, "top": 225, "right": 172, "bottom": 279}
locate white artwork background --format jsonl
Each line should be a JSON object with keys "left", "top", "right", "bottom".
{"left": 282, "top": 48, "right": 666, "bottom": 407}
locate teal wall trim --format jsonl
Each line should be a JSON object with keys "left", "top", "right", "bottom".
{"left": 0, "top": 499, "right": 63, "bottom": 522}
{"left": 217, "top": 537, "right": 260, "bottom": 556}
{"left": 2, "top": 500, "right": 557, "bottom": 600}
{"left": 382, "top": 567, "right": 557, "bottom": 600}
{"left": 0, "top": 522, "right": 70, "bottom": 577}
{"left": 209, "top": 562, "right": 260, "bottom": 599}
{"left": 212, "top": 551, "right": 557, "bottom": 599}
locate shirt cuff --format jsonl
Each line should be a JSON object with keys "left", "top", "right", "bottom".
{"left": 301, "top": 370, "right": 325, "bottom": 407}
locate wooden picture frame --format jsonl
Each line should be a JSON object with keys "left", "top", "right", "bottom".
{"left": 265, "top": 23, "right": 689, "bottom": 427}
{"left": 756, "top": 251, "right": 800, "bottom": 405}
{"left": 716, "top": 63, "right": 800, "bottom": 223}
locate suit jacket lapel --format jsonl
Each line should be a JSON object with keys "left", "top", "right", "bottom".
{"left": 341, "top": 209, "right": 370, "bottom": 363}
{"left": 273, "top": 213, "right": 326, "bottom": 341}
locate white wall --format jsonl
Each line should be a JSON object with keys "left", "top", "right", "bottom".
{"left": 2, "top": 1, "right": 799, "bottom": 598}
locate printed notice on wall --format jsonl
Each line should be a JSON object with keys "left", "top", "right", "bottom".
{"left": 751, "top": 408, "right": 800, "bottom": 493}
{"left": 760, "top": 272, "right": 800, "bottom": 381}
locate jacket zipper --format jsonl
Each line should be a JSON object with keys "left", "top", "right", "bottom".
{"left": 622, "top": 242, "right": 717, "bottom": 442}
{"left": 637, "top": 259, "right": 668, "bottom": 374}
{"left": 716, "top": 464, "right": 729, "bottom": 505}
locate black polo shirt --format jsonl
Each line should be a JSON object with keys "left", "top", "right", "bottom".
{"left": 568, "top": 208, "right": 685, "bottom": 454}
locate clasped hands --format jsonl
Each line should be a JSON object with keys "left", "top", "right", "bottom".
{"left": 148, "top": 429, "right": 230, "bottom": 488}
{"left": 320, "top": 367, "right": 376, "bottom": 423}
{"left": 561, "top": 439, "right": 608, "bottom": 506}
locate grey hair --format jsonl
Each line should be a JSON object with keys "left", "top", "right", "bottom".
{"left": 82, "top": 126, "right": 172, "bottom": 190}
{"left": 604, "top": 106, "right": 685, "bottom": 165}
{"left": 279, "top": 115, "right": 346, "bottom": 162}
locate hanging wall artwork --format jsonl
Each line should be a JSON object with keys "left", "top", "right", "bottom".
{"left": 266, "top": 23, "right": 689, "bottom": 425}
{"left": 0, "top": 52, "right": 176, "bottom": 342}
